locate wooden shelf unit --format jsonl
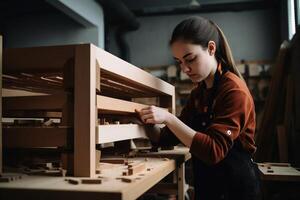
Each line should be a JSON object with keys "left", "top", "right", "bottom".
{"left": 2, "top": 43, "right": 175, "bottom": 177}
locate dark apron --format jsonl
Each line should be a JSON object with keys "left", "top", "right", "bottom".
{"left": 189, "top": 68, "right": 261, "bottom": 200}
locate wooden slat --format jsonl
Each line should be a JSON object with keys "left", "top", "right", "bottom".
{"left": 3, "top": 93, "right": 70, "bottom": 111}
{"left": 97, "top": 124, "right": 148, "bottom": 144}
{"left": 2, "top": 88, "right": 48, "bottom": 97}
{"left": 97, "top": 95, "right": 153, "bottom": 114}
{"left": 94, "top": 45, "right": 174, "bottom": 97}
{"left": 3, "top": 127, "right": 71, "bottom": 148}
{"left": 74, "top": 44, "right": 96, "bottom": 177}
{"left": 3, "top": 111, "right": 62, "bottom": 118}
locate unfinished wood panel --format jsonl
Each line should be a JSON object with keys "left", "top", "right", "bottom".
{"left": 2, "top": 110, "right": 61, "bottom": 118}
{"left": 2, "top": 88, "right": 48, "bottom": 97}
{"left": 3, "top": 45, "right": 75, "bottom": 73}
{"left": 74, "top": 44, "right": 96, "bottom": 177}
{"left": 97, "top": 95, "right": 162, "bottom": 114}
{"left": 3, "top": 127, "right": 71, "bottom": 148}
{"left": 128, "top": 163, "right": 146, "bottom": 175}
{"left": 0, "top": 35, "right": 2, "bottom": 174}
{"left": 0, "top": 158, "right": 176, "bottom": 200}
{"left": 258, "top": 163, "right": 300, "bottom": 182}
{"left": 97, "top": 124, "right": 148, "bottom": 144}
{"left": 94, "top": 45, "right": 174, "bottom": 96}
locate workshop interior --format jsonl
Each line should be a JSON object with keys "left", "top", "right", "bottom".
{"left": 0, "top": 0, "right": 299, "bottom": 200}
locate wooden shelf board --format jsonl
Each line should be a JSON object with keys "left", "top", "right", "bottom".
{"left": 97, "top": 124, "right": 148, "bottom": 144}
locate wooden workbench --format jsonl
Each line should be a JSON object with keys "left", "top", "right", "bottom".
{"left": 0, "top": 147, "right": 191, "bottom": 200}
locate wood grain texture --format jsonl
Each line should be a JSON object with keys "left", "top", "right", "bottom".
{"left": 0, "top": 158, "right": 176, "bottom": 200}
{"left": 74, "top": 44, "right": 97, "bottom": 177}
{"left": 94, "top": 45, "right": 174, "bottom": 97}
{"left": 97, "top": 124, "right": 148, "bottom": 144}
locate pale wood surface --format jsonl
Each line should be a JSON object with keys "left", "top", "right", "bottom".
{"left": 137, "top": 146, "right": 191, "bottom": 165}
{"left": 258, "top": 163, "right": 300, "bottom": 182}
{"left": 97, "top": 124, "right": 148, "bottom": 144}
{"left": 94, "top": 45, "right": 174, "bottom": 97}
{"left": 0, "top": 158, "right": 176, "bottom": 200}
{"left": 97, "top": 95, "right": 152, "bottom": 114}
{"left": 2, "top": 88, "right": 48, "bottom": 97}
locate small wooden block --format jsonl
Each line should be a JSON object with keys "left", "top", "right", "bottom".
{"left": 67, "top": 178, "right": 79, "bottom": 185}
{"left": 128, "top": 163, "right": 146, "bottom": 175}
{"left": 81, "top": 178, "right": 102, "bottom": 184}
{"left": 101, "top": 158, "right": 126, "bottom": 164}
{"left": 121, "top": 177, "right": 135, "bottom": 183}
{"left": 128, "top": 161, "right": 143, "bottom": 168}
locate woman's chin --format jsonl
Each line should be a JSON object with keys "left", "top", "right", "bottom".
{"left": 190, "top": 76, "right": 202, "bottom": 83}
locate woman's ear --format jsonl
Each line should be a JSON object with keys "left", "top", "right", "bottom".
{"left": 208, "top": 41, "right": 216, "bottom": 56}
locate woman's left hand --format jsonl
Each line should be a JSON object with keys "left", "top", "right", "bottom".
{"left": 136, "top": 105, "right": 171, "bottom": 124}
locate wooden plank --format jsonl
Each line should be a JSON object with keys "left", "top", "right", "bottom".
{"left": 3, "top": 93, "right": 70, "bottom": 111}
{"left": 3, "top": 110, "right": 62, "bottom": 118}
{"left": 3, "top": 127, "right": 71, "bottom": 148}
{"left": 128, "top": 163, "right": 146, "bottom": 175}
{"left": 94, "top": 45, "right": 174, "bottom": 96}
{"left": 2, "top": 88, "right": 48, "bottom": 97}
{"left": 97, "top": 95, "right": 160, "bottom": 114}
{"left": 258, "top": 163, "right": 300, "bottom": 182}
{"left": 97, "top": 124, "right": 148, "bottom": 144}
{"left": 74, "top": 44, "right": 96, "bottom": 177}
{"left": 3, "top": 45, "right": 76, "bottom": 73}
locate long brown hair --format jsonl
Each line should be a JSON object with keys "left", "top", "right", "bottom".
{"left": 170, "top": 16, "right": 243, "bottom": 79}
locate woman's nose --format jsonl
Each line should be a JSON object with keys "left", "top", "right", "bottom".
{"left": 181, "top": 63, "right": 190, "bottom": 73}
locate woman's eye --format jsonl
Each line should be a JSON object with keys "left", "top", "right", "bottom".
{"left": 186, "top": 57, "right": 196, "bottom": 63}
{"left": 175, "top": 60, "right": 182, "bottom": 65}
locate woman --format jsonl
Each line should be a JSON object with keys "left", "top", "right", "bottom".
{"left": 137, "top": 16, "right": 260, "bottom": 200}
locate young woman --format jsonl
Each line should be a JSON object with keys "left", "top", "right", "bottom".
{"left": 137, "top": 16, "right": 260, "bottom": 200}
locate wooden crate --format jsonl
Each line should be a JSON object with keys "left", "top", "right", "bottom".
{"left": 2, "top": 44, "right": 175, "bottom": 177}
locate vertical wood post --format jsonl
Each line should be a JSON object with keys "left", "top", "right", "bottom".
{"left": 74, "top": 44, "right": 97, "bottom": 177}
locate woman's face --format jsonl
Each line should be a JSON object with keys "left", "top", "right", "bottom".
{"left": 171, "top": 40, "right": 216, "bottom": 83}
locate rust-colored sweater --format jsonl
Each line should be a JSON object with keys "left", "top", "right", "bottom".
{"left": 158, "top": 71, "right": 256, "bottom": 165}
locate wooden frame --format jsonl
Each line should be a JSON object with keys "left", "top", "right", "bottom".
{"left": 2, "top": 43, "right": 175, "bottom": 177}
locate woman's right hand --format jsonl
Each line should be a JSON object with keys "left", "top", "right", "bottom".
{"left": 135, "top": 105, "right": 171, "bottom": 125}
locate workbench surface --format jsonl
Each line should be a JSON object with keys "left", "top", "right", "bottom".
{"left": 0, "top": 147, "right": 194, "bottom": 200}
